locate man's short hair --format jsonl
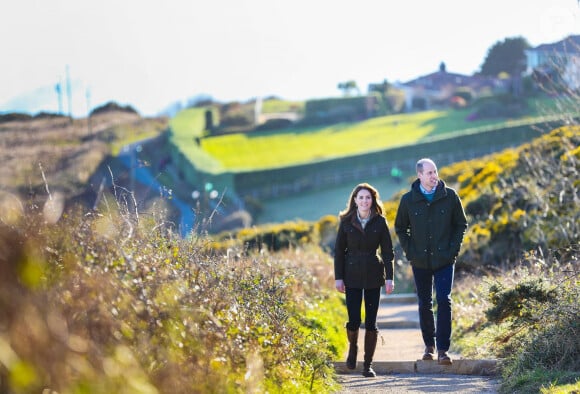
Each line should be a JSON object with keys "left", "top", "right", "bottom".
{"left": 416, "top": 158, "right": 436, "bottom": 173}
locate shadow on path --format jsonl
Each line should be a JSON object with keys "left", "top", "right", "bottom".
{"left": 334, "top": 292, "right": 501, "bottom": 393}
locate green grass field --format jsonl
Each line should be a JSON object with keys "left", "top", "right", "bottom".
{"left": 169, "top": 97, "right": 562, "bottom": 173}
{"left": 254, "top": 172, "right": 409, "bottom": 225}
{"left": 165, "top": 96, "right": 573, "bottom": 224}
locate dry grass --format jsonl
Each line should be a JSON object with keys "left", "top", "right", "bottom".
{"left": 0, "top": 112, "right": 167, "bottom": 208}
{"left": 0, "top": 205, "right": 343, "bottom": 393}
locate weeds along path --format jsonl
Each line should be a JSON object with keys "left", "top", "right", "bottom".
{"left": 333, "top": 293, "right": 501, "bottom": 393}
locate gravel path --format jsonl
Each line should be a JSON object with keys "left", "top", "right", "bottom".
{"left": 333, "top": 294, "right": 501, "bottom": 393}
{"left": 335, "top": 373, "right": 500, "bottom": 393}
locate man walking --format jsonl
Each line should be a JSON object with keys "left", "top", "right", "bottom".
{"left": 394, "top": 158, "right": 467, "bottom": 365}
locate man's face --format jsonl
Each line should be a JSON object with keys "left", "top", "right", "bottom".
{"left": 418, "top": 162, "right": 438, "bottom": 191}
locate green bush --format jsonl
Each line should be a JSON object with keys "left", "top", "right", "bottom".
{"left": 411, "top": 96, "right": 427, "bottom": 110}
{"left": 453, "top": 250, "right": 580, "bottom": 394}
{"left": 493, "top": 265, "right": 580, "bottom": 393}
{"left": 213, "top": 220, "right": 315, "bottom": 253}
{"left": 469, "top": 94, "right": 528, "bottom": 119}
{"left": 302, "top": 96, "right": 370, "bottom": 125}
{"left": 486, "top": 279, "right": 557, "bottom": 326}
{"left": 90, "top": 101, "right": 139, "bottom": 116}
{"left": 0, "top": 112, "right": 33, "bottom": 122}
{"left": 449, "top": 126, "right": 580, "bottom": 269}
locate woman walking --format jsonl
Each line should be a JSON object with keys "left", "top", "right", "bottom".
{"left": 334, "top": 183, "right": 395, "bottom": 377}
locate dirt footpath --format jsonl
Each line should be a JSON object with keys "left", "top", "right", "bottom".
{"left": 333, "top": 294, "right": 501, "bottom": 393}
{"left": 335, "top": 373, "right": 500, "bottom": 393}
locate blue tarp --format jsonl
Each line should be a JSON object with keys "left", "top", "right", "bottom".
{"left": 118, "top": 144, "right": 194, "bottom": 237}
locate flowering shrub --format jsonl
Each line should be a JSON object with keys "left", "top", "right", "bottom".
{"left": 0, "top": 203, "right": 342, "bottom": 393}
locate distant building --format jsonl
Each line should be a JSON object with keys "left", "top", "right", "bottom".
{"left": 393, "top": 62, "right": 508, "bottom": 112}
{"left": 525, "top": 35, "right": 580, "bottom": 91}
{"left": 368, "top": 35, "right": 580, "bottom": 112}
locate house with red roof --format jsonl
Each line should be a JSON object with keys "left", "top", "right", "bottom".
{"left": 393, "top": 62, "right": 509, "bottom": 112}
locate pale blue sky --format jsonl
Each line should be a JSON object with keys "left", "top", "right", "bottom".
{"left": 1, "top": 0, "right": 579, "bottom": 117}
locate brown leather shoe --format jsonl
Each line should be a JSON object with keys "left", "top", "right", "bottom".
{"left": 438, "top": 351, "right": 452, "bottom": 365}
{"left": 422, "top": 346, "right": 435, "bottom": 361}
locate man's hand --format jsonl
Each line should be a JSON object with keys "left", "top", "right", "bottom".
{"left": 335, "top": 279, "right": 345, "bottom": 293}
{"left": 385, "top": 280, "right": 394, "bottom": 294}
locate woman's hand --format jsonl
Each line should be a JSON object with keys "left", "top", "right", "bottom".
{"left": 385, "top": 280, "right": 394, "bottom": 294}
{"left": 335, "top": 279, "right": 345, "bottom": 293}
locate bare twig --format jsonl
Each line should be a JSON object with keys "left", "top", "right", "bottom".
{"left": 39, "top": 162, "right": 52, "bottom": 201}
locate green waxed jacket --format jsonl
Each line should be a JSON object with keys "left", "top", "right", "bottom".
{"left": 334, "top": 213, "right": 394, "bottom": 289}
{"left": 394, "top": 179, "right": 468, "bottom": 271}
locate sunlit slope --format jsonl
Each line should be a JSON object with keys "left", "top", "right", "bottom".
{"left": 200, "top": 110, "right": 494, "bottom": 171}
{"left": 169, "top": 102, "right": 563, "bottom": 173}
{"left": 169, "top": 108, "right": 224, "bottom": 173}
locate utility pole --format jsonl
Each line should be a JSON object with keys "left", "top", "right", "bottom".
{"left": 55, "top": 78, "right": 63, "bottom": 115}
{"left": 86, "top": 87, "right": 92, "bottom": 135}
{"left": 65, "top": 65, "right": 72, "bottom": 120}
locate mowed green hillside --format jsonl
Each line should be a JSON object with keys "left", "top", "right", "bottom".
{"left": 169, "top": 98, "right": 558, "bottom": 173}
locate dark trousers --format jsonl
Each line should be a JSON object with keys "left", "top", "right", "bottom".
{"left": 412, "top": 264, "right": 454, "bottom": 351}
{"left": 345, "top": 287, "right": 381, "bottom": 331}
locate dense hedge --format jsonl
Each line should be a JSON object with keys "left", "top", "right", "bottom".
{"left": 452, "top": 125, "right": 580, "bottom": 269}
{"left": 232, "top": 121, "right": 549, "bottom": 198}
{"left": 217, "top": 125, "right": 580, "bottom": 275}
{"left": 302, "top": 96, "right": 373, "bottom": 125}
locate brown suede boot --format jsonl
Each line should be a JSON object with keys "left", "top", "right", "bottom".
{"left": 362, "top": 330, "right": 378, "bottom": 377}
{"left": 346, "top": 328, "right": 359, "bottom": 370}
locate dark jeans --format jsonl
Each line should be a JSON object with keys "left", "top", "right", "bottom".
{"left": 344, "top": 287, "right": 381, "bottom": 331}
{"left": 412, "top": 264, "right": 454, "bottom": 351}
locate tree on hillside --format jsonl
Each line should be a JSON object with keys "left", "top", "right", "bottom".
{"left": 368, "top": 79, "right": 391, "bottom": 95}
{"left": 368, "top": 79, "right": 395, "bottom": 115}
{"left": 90, "top": 101, "right": 138, "bottom": 116}
{"left": 337, "top": 80, "right": 360, "bottom": 96}
{"left": 479, "top": 37, "right": 530, "bottom": 77}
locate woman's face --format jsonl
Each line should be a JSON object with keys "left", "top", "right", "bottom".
{"left": 355, "top": 188, "right": 372, "bottom": 212}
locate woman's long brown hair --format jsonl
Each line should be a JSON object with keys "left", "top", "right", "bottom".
{"left": 339, "top": 182, "right": 384, "bottom": 220}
